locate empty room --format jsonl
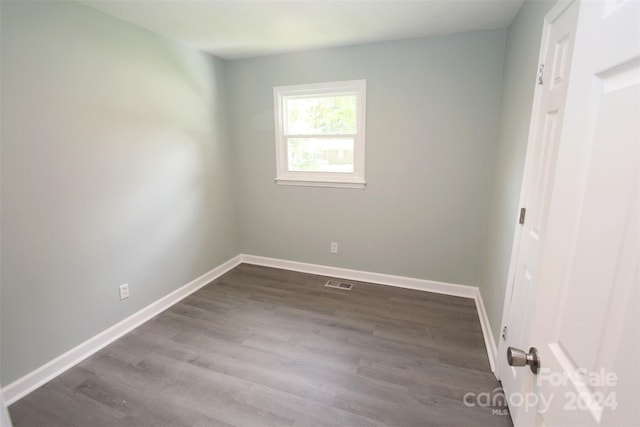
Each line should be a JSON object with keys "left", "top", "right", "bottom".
{"left": 1, "top": 0, "right": 638, "bottom": 426}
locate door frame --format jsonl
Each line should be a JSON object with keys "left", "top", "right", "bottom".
{"left": 494, "top": 0, "right": 576, "bottom": 382}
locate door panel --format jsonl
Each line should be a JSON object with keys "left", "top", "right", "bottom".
{"left": 537, "top": 71, "right": 639, "bottom": 425}
{"left": 501, "top": 0, "right": 640, "bottom": 425}
{"left": 532, "top": 3, "right": 640, "bottom": 418}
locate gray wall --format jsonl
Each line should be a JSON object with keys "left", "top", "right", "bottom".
{"left": 227, "top": 31, "right": 506, "bottom": 286}
{"left": 479, "top": 0, "right": 556, "bottom": 340}
{"left": 0, "top": 1, "right": 238, "bottom": 385}
{"left": 0, "top": 0, "right": 556, "bottom": 387}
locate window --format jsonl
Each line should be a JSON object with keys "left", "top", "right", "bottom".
{"left": 273, "top": 80, "right": 366, "bottom": 188}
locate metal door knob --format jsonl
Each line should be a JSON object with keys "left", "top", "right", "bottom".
{"left": 507, "top": 346, "right": 540, "bottom": 374}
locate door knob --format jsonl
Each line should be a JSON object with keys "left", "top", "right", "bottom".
{"left": 507, "top": 346, "right": 540, "bottom": 374}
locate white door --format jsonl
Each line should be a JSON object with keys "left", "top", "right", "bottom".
{"left": 497, "top": 0, "right": 581, "bottom": 423}
{"left": 500, "top": 0, "right": 640, "bottom": 426}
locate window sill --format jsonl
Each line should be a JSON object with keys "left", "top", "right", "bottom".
{"left": 275, "top": 178, "right": 366, "bottom": 189}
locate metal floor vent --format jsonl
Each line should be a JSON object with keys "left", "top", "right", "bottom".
{"left": 325, "top": 280, "right": 353, "bottom": 291}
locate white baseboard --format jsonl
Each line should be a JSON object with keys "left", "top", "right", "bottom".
{"left": 240, "top": 254, "right": 478, "bottom": 298}
{"left": 3, "top": 253, "right": 499, "bottom": 405}
{"left": 474, "top": 289, "right": 498, "bottom": 373}
{"left": 2, "top": 255, "right": 243, "bottom": 405}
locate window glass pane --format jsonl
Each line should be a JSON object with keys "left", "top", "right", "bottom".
{"left": 286, "top": 95, "right": 356, "bottom": 135}
{"left": 287, "top": 137, "right": 354, "bottom": 173}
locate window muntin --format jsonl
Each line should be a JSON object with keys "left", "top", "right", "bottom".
{"left": 274, "top": 80, "right": 366, "bottom": 188}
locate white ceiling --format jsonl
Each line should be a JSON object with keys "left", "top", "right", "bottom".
{"left": 80, "top": 0, "right": 525, "bottom": 60}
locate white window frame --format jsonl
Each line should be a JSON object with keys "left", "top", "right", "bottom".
{"left": 273, "top": 79, "right": 366, "bottom": 188}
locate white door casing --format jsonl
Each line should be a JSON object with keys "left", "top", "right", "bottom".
{"left": 499, "top": 0, "right": 640, "bottom": 426}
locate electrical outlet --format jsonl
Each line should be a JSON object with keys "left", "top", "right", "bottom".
{"left": 118, "top": 283, "right": 129, "bottom": 300}
{"left": 330, "top": 242, "right": 339, "bottom": 254}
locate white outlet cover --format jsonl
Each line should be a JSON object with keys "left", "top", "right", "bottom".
{"left": 118, "top": 284, "right": 129, "bottom": 300}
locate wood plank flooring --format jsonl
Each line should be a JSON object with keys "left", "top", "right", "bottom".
{"left": 9, "top": 264, "right": 513, "bottom": 426}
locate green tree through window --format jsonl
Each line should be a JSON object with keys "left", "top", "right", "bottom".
{"left": 274, "top": 80, "right": 366, "bottom": 188}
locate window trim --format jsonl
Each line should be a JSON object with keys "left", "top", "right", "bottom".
{"left": 273, "top": 79, "right": 366, "bottom": 189}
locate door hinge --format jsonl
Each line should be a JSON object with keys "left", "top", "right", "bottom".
{"left": 502, "top": 326, "right": 508, "bottom": 341}
{"left": 537, "top": 64, "right": 545, "bottom": 85}
{"left": 519, "top": 207, "right": 526, "bottom": 225}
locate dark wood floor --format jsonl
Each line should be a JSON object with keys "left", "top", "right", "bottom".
{"left": 9, "top": 264, "right": 512, "bottom": 426}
